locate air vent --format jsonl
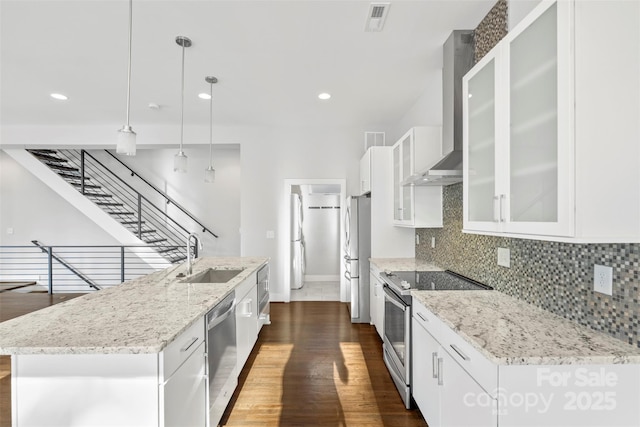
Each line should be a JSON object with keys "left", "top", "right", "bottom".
{"left": 364, "top": 132, "right": 386, "bottom": 151}
{"left": 365, "top": 3, "right": 390, "bottom": 32}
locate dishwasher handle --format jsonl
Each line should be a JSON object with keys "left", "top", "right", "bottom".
{"left": 207, "top": 292, "right": 236, "bottom": 331}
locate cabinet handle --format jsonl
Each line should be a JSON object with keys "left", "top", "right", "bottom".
{"left": 432, "top": 352, "right": 438, "bottom": 379}
{"left": 493, "top": 196, "right": 500, "bottom": 222}
{"left": 416, "top": 312, "right": 428, "bottom": 322}
{"left": 499, "top": 194, "right": 506, "bottom": 223}
{"left": 437, "top": 357, "right": 444, "bottom": 385}
{"left": 180, "top": 336, "right": 199, "bottom": 353}
{"left": 450, "top": 344, "right": 470, "bottom": 361}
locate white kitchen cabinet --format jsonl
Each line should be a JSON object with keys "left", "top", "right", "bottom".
{"left": 463, "top": 0, "right": 640, "bottom": 242}
{"left": 235, "top": 272, "right": 258, "bottom": 372}
{"left": 392, "top": 127, "right": 443, "bottom": 228}
{"left": 162, "top": 342, "right": 207, "bottom": 427}
{"left": 359, "top": 148, "right": 372, "bottom": 195}
{"left": 412, "top": 300, "right": 497, "bottom": 427}
{"left": 12, "top": 317, "right": 207, "bottom": 427}
{"left": 369, "top": 264, "right": 385, "bottom": 339}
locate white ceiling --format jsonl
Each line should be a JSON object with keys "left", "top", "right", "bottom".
{"left": 0, "top": 0, "right": 495, "bottom": 131}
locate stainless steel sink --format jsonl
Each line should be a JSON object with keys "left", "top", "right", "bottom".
{"left": 179, "top": 268, "right": 244, "bottom": 284}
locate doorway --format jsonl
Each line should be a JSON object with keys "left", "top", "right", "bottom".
{"left": 283, "top": 179, "right": 346, "bottom": 303}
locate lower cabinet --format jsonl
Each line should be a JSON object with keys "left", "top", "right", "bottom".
{"left": 369, "top": 266, "right": 384, "bottom": 339}
{"left": 235, "top": 273, "right": 259, "bottom": 372}
{"left": 162, "top": 342, "right": 207, "bottom": 427}
{"left": 412, "top": 307, "right": 497, "bottom": 427}
{"left": 412, "top": 299, "right": 640, "bottom": 427}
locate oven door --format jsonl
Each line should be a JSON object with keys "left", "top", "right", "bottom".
{"left": 382, "top": 285, "right": 411, "bottom": 408}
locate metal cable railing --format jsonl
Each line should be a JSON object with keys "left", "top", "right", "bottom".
{"left": 0, "top": 244, "right": 176, "bottom": 294}
{"left": 48, "top": 149, "right": 208, "bottom": 263}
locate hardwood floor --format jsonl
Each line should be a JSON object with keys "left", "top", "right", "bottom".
{"left": 221, "top": 301, "right": 428, "bottom": 426}
{"left": 0, "top": 292, "right": 85, "bottom": 427}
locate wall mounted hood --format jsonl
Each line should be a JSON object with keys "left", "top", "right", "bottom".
{"left": 411, "top": 30, "right": 474, "bottom": 186}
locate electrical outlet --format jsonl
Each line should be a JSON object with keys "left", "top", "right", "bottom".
{"left": 415, "top": 234, "right": 420, "bottom": 245}
{"left": 593, "top": 264, "right": 613, "bottom": 296}
{"left": 431, "top": 237, "right": 435, "bottom": 248}
{"left": 497, "top": 247, "right": 510, "bottom": 268}
{"left": 266, "top": 230, "right": 275, "bottom": 239}
{"left": 6, "top": 227, "right": 14, "bottom": 235}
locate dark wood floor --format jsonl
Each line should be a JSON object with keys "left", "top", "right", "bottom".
{"left": 0, "top": 297, "right": 427, "bottom": 427}
{"left": 221, "top": 302, "right": 428, "bottom": 426}
{"left": 0, "top": 292, "right": 85, "bottom": 427}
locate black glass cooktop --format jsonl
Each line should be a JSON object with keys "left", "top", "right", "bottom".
{"left": 382, "top": 270, "right": 492, "bottom": 293}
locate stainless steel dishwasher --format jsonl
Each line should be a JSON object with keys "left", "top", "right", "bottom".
{"left": 206, "top": 291, "right": 237, "bottom": 427}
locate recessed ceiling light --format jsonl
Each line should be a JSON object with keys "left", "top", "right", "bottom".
{"left": 50, "top": 93, "right": 68, "bottom": 100}
{"left": 198, "top": 93, "right": 211, "bottom": 100}
{"left": 318, "top": 93, "right": 331, "bottom": 100}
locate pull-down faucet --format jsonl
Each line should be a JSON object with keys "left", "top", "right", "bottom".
{"left": 186, "top": 232, "right": 203, "bottom": 276}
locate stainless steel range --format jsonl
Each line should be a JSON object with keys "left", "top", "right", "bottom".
{"left": 380, "top": 270, "right": 492, "bottom": 408}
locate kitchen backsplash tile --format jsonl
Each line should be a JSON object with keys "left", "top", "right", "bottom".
{"left": 416, "top": 183, "right": 640, "bottom": 348}
{"left": 473, "top": 0, "right": 508, "bottom": 63}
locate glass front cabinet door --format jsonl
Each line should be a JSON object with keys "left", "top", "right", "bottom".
{"left": 463, "top": 0, "right": 574, "bottom": 238}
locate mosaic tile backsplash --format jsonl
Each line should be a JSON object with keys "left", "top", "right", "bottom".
{"left": 473, "top": 0, "right": 508, "bottom": 63}
{"left": 416, "top": 183, "right": 640, "bottom": 348}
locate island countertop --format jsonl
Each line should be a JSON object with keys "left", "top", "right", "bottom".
{"left": 412, "top": 290, "right": 640, "bottom": 365}
{"left": 0, "top": 257, "right": 268, "bottom": 355}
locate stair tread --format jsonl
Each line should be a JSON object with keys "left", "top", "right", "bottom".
{"left": 70, "top": 182, "right": 100, "bottom": 189}
{"left": 27, "top": 149, "right": 58, "bottom": 154}
{"left": 108, "top": 211, "right": 134, "bottom": 216}
{"left": 121, "top": 220, "right": 145, "bottom": 225}
{"left": 157, "top": 247, "right": 181, "bottom": 253}
{"left": 58, "top": 172, "right": 91, "bottom": 180}
{"left": 31, "top": 153, "right": 68, "bottom": 163}
{"left": 139, "top": 229, "right": 157, "bottom": 234}
{"left": 145, "top": 238, "right": 168, "bottom": 244}
{"left": 47, "top": 163, "right": 79, "bottom": 172}
{"left": 96, "top": 202, "right": 124, "bottom": 206}
{"left": 84, "top": 192, "right": 112, "bottom": 198}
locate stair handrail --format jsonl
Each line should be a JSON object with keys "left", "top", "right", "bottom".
{"left": 101, "top": 149, "right": 218, "bottom": 238}
{"left": 31, "top": 240, "right": 102, "bottom": 291}
{"left": 79, "top": 150, "right": 192, "bottom": 240}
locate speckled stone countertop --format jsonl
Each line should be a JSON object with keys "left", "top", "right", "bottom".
{"left": 412, "top": 290, "right": 640, "bottom": 365}
{"left": 0, "top": 257, "right": 268, "bottom": 355}
{"left": 370, "top": 258, "right": 443, "bottom": 272}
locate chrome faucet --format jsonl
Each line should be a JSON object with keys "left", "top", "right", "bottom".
{"left": 186, "top": 232, "right": 203, "bottom": 276}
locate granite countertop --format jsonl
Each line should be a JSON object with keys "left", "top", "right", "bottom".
{"left": 370, "top": 258, "right": 443, "bottom": 273}
{"left": 0, "top": 257, "right": 268, "bottom": 356}
{"left": 412, "top": 290, "right": 640, "bottom": 365}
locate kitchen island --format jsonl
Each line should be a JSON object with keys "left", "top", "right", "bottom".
{"left": 0, "top": 256, "right": 268, "bottom": 427}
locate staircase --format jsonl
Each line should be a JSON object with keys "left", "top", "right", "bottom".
{"left": 25, "top": 149, "right": 215, "bottom": 264}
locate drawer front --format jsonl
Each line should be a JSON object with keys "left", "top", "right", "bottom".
{"left": 412, "top": 299, "right": 442, "bottom": 336}
{"left": 437, "top": 321, "right": 498, "bottom": 397}
{"left": 162, "top": 316, "right": 205, "bottom": 378}
{"left": 235, "top": 273, "right": 256, "bottom": 300}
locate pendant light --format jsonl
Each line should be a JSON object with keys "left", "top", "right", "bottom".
{"left": 116, "top": 0, "right": 136, "bottom": 156}
{"left": 204, "top": 76, "right": 217, "bottom": 183}
{"left": 174, "top": 36, "right": 192, "bottom": 173}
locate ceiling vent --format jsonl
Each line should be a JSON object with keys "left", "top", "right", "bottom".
{"left": 364, "top": 131, "right": 386, "bottom": 151}
{"left": 365, "top": 3, "right": 390, "bottom": 32}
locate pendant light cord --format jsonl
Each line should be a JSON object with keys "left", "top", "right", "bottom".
{"left": 179, "top": 43, "right": 185, "bottom": 153}
{"left": 125, "top": 0, "right": 133, "bottom": 127}
{"left": 209, "top": 83, "right": 213, "bottom": 165}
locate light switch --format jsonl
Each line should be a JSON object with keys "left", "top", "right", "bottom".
{"left": 266, "top": 230, "right": 275, "bottom": 239}
{"left": 6, "top": 227, "right": 14, "bottom": 235}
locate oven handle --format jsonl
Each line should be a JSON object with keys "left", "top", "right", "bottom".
{"left": 383, "top": 286, "right": 407, "bottom": 311}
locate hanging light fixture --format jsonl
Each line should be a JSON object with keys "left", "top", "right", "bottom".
{"left": 116, "top": 0, "right": 136, "bottom": 156}
{"left": 204, "top": 76, "right": 217, "bottom": 183}
{"left": 174, "top": 36, "right": 192, "bottom": 173}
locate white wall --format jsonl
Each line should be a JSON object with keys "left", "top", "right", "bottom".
{"left": 0, "top": 151, "right": 119, "bottom": 247}
{"left": 509, "top": 0, "right": 542, "bottom": 30}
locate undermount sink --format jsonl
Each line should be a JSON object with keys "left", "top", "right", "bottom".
{"left": 180, "top": 268, "right": 244, "bottom": 284}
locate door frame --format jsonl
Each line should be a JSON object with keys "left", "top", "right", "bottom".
{"left": 282, "top": 179, "right": 346, "bottom": 303}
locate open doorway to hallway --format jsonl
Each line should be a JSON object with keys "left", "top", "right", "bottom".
{"left": 283, "top": 179, "right": 345, "bottom": 302}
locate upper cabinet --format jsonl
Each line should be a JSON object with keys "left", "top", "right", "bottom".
{"left": 463, "top": 0, "right": 640, "bottom": 242}
{"left": 359, "top": 148, "right": 372, "bottom": 195}
{"left": 393, "top": 127, "right": 443, "bottom": 228}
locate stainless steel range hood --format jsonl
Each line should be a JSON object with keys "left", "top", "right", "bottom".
{"left": 413, "top": 30, "right": 474, "bottom": 186}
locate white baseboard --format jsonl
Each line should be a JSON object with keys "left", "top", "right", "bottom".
{"left": 303, "top": 274, "right": 339, "bottom": 282}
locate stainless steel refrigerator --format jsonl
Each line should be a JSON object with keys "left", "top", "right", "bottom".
{"left": 290, "top": 193, "right": 305, "bottom": 289}
{"left": 344, "top": 195, "right": 371, "bottom": 323}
